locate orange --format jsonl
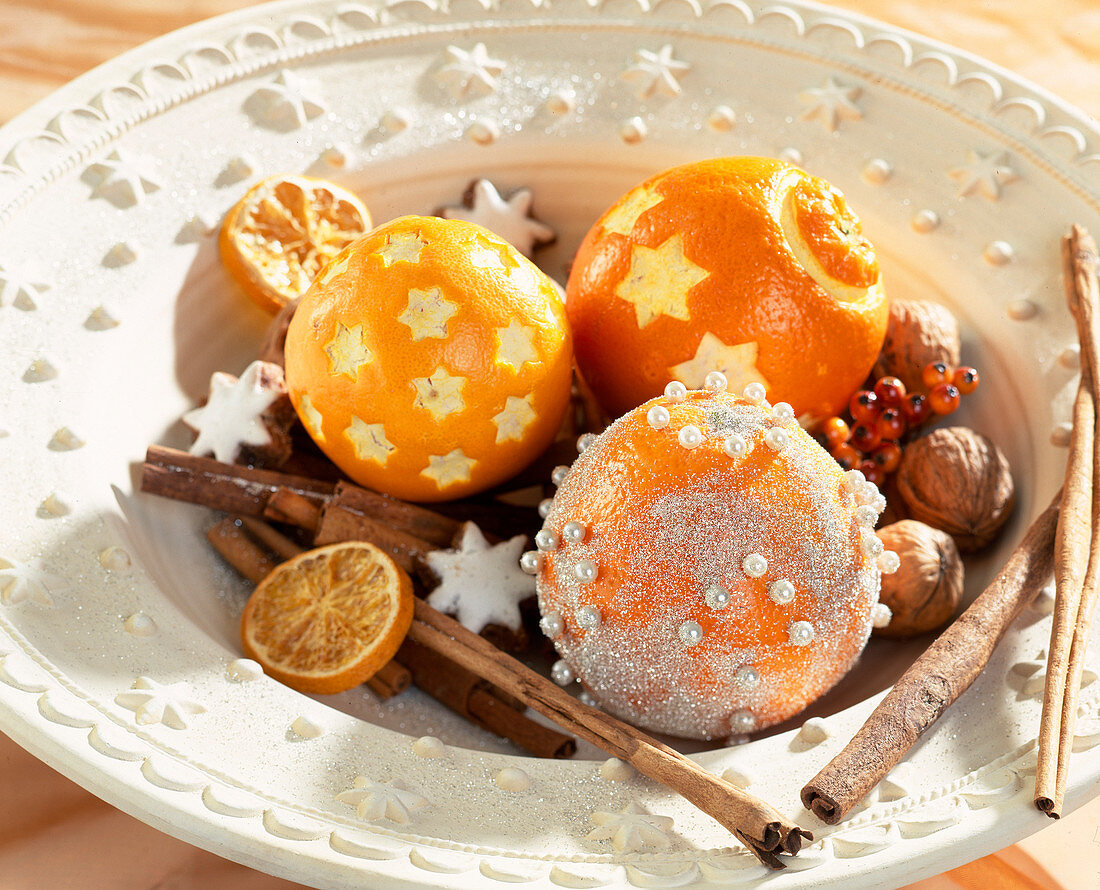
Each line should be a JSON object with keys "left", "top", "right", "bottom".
{"left": 283, "top": 215, "right": 573, "bottom": 502}
{"left": 241, "top": 542, "right": 413, "bottom": 694}
{"left": 565, "top": 156, "right": 888, "bottom": 424}
{"left": 529, "top": 378, "right": 890, "bottom": 739}
{"left": 220, "top": 175, "right": 371, "bottom": 314}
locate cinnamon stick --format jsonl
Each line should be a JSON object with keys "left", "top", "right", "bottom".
{"left": 263, "top": 486, "right": 323, "bottom": 532}
{"left": 318, "top": 481, "right": 461, "bottom": 548}
{"left": 237, "top": 515, "right": 304, "bottom": 560}
{"left": 802, "top": 490, "right": 1061, "bottom": 824}
{"left": 1037, "top": 225, "right": 1100, "bottom": 816}
{"left": 407, "top": 598, "right": 809, "bottom": 867}
{"left": 370, "top": 659, "right": 412, "bottom": 698}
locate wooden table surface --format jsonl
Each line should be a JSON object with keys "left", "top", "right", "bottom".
{"left": 2, "top": 1, "right": 1100, "bottom": 888}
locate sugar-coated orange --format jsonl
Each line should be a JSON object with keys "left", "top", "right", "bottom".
{"left": 565, "top": 157, "right": 888, "bottom": 423}
{"left": 531, "top": 380, "right": 890, "bottom": 739}
{"left": 283, "top": 215, "right": 573, "bottom": 502}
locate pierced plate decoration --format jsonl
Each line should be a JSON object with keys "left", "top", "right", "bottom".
{"left": 0, "top": 1, "right": 1098, "bottom": 888}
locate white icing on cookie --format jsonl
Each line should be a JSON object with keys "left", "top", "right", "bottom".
{"left": 440, "top": 180, "right": 555, "bottom": 257}
{"left": 183, "top": 361, "right": 281, "bottom": 463}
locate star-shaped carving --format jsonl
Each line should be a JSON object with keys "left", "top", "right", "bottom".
{"left": 620, "top": 45, "right": 691, "bottom": 100}
{"left": 0, "top": 557, "right": 63, "bottom": 608}
{"left": 0, "top": 262, "right": 49, "bottom": 310}
{"left": 337, "top": 777, "right": 429, "bottom": 824}
{"left": 440, "top": 180, "right": 555, "bottom": 257}
{"left": 376, "top": 231, "right": 426, "bottom": 268}
{"left": 426, "top": 524, "right": 534, "bottom": 632}
{"left": 495, "top": 319, "right": 538, "bottom": 372}
{"left": 183, "top": 361, "right": 280, "bottom": 463}
{"left": 344, "top": 417, "right": 395, "bottom": 465}
{"left": 298, "top": 393, "right": 325, "bottom": 441}
{"left": 246, "top": 69, "right": 325, "bottom": 131}
{"left": 435, "top": 43, "right": 505, "bottom": 100}
{"left": 949, "top": 149, "right": 1020, "bottom": 201}
{"left": 669, "top": 333, "right": 771, "bottom": 393}
{"left": 492, "top": 394, "right": 537, "bottom": 444}
{"left": 615, "top": 234, "right": 709, "bottom": 328}
{"left": 421, "top": 448, "right": 476, "bottom": 490}
{"left": 398, "top": 287, "right": 458, "bottom": 341}
{"left": 324, "top": 322, "right": 375, "bottom": 379}
{"left": 85, "top": 149, "right": 161, "bottom": 208}
{"left": 799, "top": 77, "right": 863, "bottom": 132}
{"left": 315, "top": 252, "right": 349, "bottom": 287}
{"left": 601, "top": 186, "right": 664, "bottom": 238}
{"left": 587, "top": 802, "right": 674, "bottom": 853}
{"left": 114, "top": 677, "right": 206, "bottom": 730}
{"left": 467, "top": 241, "right": 507, "bottom": 270}
{"left": 1010, "top": 653, "right": 1098, "bottom": 699}
{"left": 412, "top": 366, "right": 466, "bottom": 421}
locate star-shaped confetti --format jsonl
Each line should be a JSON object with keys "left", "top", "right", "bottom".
{"left": 426, "top": 524, "right": 534, "bottom": 632}
{"left": 398, "top": 286, "right": 458, "bottom": 341}
{"left": 434, "top": 43, "right": 506, "bottom": 100}
{"left": 669, "top": 333, "right": 770, "bottom": 393}
{"left": 376, "top": 231, "right": 426, "bottom": 267}
{"left": 492, "top": 394, "right": 537, "bottom": 444}
{"left": 421, "top": 448, "right": 477, "bottom": 490}
{"left": 183, "top": 361, "right": 280, "bottom": 464}
{"left": 440, "top": 180, "right": 555, "bottom": 257}
{"left": 949, "top": 149, "right": 1020, "bottom": 201}
{"left": 344, "top": 417, "right": 395, "bottom": 465}
{"left": 337, "top": 777, "right": 429, "bottom": 824}
{"left": 115, "top": 677, "right": 206, "bottom": 730}
{"left": 616, "top": 234, "right": 709, "bottom": 328}
{"left": 620, "top": 45, "right": 691, "bottom": 100}
{"left": 601, "top": 186, "right": 664, "bottom": 238}
{"left": 587, "top": 802, "right": 674, "bottom": 853}
{"left": 495, "top": 319, "right": 538, "bottom": 372}
{"left": 85, "top": 149, "right": 161, "bottom": 208}
{"left": 298, "top": 393, "right": 325, "bottom": 441}
{"left": 246, "top": 69, "right": 325, "bottom": 130}
{"left": 799, "top": 77, "right": 863, "bottom": 132}
{"left": 0, "top": 262, "right": 49, "bottom": 310}
{"left": 412, "top": 366, "right": 466, "bottom": 421}
{"left": 0, "top": 557, "right": 64, "bottom": 608}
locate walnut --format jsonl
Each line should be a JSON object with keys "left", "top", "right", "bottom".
{"left": 873, "top": 300, "right": 961, "bottom": 393}
{"left": 896, "top": 427, "right": 1014, "bottom": 552}
{"left": 874, "top": 520, "right": 963, "bottom": 638}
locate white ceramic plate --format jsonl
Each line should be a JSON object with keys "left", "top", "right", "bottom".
{"left": 1, "top": 1, "right": 1099, "bottom": 887}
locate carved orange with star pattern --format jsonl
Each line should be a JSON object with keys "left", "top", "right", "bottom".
{"left": 565, "top": 156, "right": 888, "bottom": 423}
{"left": 284, "top": 215, "right": 573, "bottom": 502}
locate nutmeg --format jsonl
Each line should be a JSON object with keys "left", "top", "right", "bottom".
{"left": 873, "top": 300, "right": 961, "bottom": 393}
{"left": 874, "top": 520, "right": 963, "bottom": 638}
{"left": 896, "top": 427, "right": 1014, "bottom": 552}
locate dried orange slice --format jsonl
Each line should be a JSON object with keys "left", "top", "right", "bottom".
{"left": 219, "top": 175, "right": 371, "bottom": 314}
{"left": 241, "top": 542, "right": 413, "bottom": 694}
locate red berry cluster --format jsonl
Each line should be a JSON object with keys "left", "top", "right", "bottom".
{"left": 821, "top": 362, "right": 980, "bottom": 486}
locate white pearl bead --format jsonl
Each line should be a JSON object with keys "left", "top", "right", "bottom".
{"left": 647, "top": 405, "right": 670, "bottom": 429}
{"left": 664, "top": 381, "right": 688, "bottom": 402}
{"left": 771, "top": 402, "right": 794, "bottom": 423}
{"left": 704, "top": 371, "right": 728, "bottom": 393}
{"left": 678, "top": 425, "right": 703, "bottom": 449}
{"left": 678, "top": 620, "right": 704, "bottom": 646}
{"left": 742, "top": 553, "right": 768, "bottom": 578}
{"left": 576, "top": 433, "right": 597, "bottom": 453}
{"left": 764, "top": 427, "right": 789, "bottom": 452}
{"left": 551, "top": 465, "right": 571, "bottom": 486}
{"left": 538, "top": 498, "right": 554, "bottom": 519}
{"left": 519, "top": 551, "right": 543, "bottom": 575}
{"left": 844, "top": 469, "right": 866, "bottom": 490}
{"left": 862, "top": 531, "right": 885, "bottom": 557}
{"left": 574, "top": 559, "right": 598, "bottom": 583}
{"left": 540, "top": 611, "right": 564, "bottom": 638}
{"left": 742, "top": 382, "right": 766, "bottom": 403}
{"left": 550, "top": 660, "right": 576, "bottom": 685}
{"left": 734, "top": 666, "right": 760, "bottom": 689}
{"left": 562, "top": 520, "right": 587, "bottom": 544}
{"left": 788, "top": 621, "right": 815, "bottom": 646}
{"left": 578, "top": 691, "right": 598, "bottom": 707}
{"left": 768, "top": 579, "right": 796, "bottom": 605}
{"left": 729, "top": 710, "right": 756, "bottom": 734}
{"left": 705, "top": 584, "right": 731, "bottom": 610}
{"left": 870, "top": 494, "right": 888, "bottom": 515}
{"left": 535, "top": 529, "right": 559, "bottom": 552}
{"left": 576, "top": 605, "right": 601, "bottom": 628}
{"left": 722, "top": 434, "right": 748, "bottom": 458}
{"left": 872, "top": 602, "right": 893, "bottom": 628}
{"left": 878, "top": 550, "right": 901, "bottom": 574}
{"left": 855, "top": 480, "right": 881, "bottom": 506}
{"left": 854, "top": 505, "right": 878, "bottom": 527}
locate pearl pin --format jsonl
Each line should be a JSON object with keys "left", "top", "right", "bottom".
{"left": 540, "top": 611, "right": 564, "bottom": 638}
{"left": 734, "top": 666, "right": 760, "bottom": 689}
{"left": 535, "top": 529, "right": 560, "bottom": 552}
{"left": 722, "top": 434, "right": 748, "bottom": 458}
{"left": 768, "top": 579, "right": 796, "bottom": 605}
{"left": 576, "top": 605, "right": 601, "bottom": 628}
{"left": 562, "top": 520, "right": 587, "bottom": 544}
{"left": 729, "top": 710, "right": 756, "bottom": 734}
{"left": 574, "top": 559, "right": 598, "bottom": 583}
{"left": 551, "top": 465, "right": 570, "bottom": 486}
{"left": 704, "top": 371, "right": 728, "bottom": 393}
{"left": 743, "top": 382, "right": 767, "bottom": 403}
{"left": 538, "top": 498, "right": 554, "bottom": 518}
{"left": 742, "top": 553, "right": 768, "bottom": 578}
{"left": 519, "top": 551, "right": 543, "bottom": 574}
{"left": 577, "top": 432, "right": 597, "bottom": 453}
{"left": 862, "top": 531, "right": 885, "bottom": 557}
{"left": 647, "top": 405, "right": 670, "bottom": 429}
{"left": 854, "top": 505, "right": 878, "bottom": 527}
{"left": 678, "top": 425, "right": 703, "bottom": 449}
{"left": 771, "top": 402, "right": 794, "bottom": 423}
{"left": 788, "top": 621, "right": 815, "bottom": 646}
{"left": 664, "top": 381, "right": 687, "bottom": 403}
{"left": 872, "top": 603, "right": 893, "bottom": 628}
{"left": 878, "top": 551, "right": 901, "bottom": 574}
{"left": 705, "top": 584, "right": 731, "bottom": 610}
{"left": 678, "top": 621, "right": 704, "bottom": 646}
{"left": 764, "top": 427, "right": 789, "bottom": 452}
{"left": 550, "top": 660, "right": 576, "bottom": 685}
